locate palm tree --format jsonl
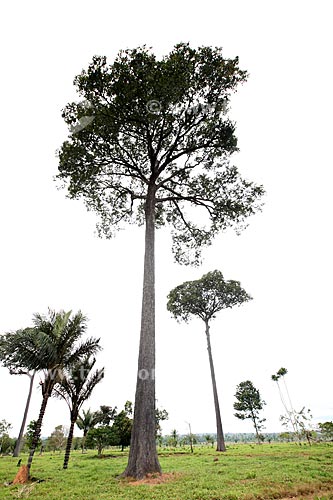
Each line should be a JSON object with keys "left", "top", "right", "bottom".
{"left": 0, "top": 329, "right": 37, "bottom": 457}
{"left": 76, "top": 408, "right": 100, "bottom": 453}
{"left": 95, "top": 405, "right": 117, "bottom": 426}
{"left": 1, "top": 309, "right": 101, "bottom": 477}
{"left": 53, "top": 357, "right": 104, "bottom": 469}
{"left": 167, "top": 270, "right": 252, "bottom": 452}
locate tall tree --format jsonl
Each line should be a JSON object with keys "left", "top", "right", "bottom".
{"left": 271, "top": 367, "right": 299, "bottom": 438}
{"left": 1, "top": 310, "right": 100, "bottom": 477}
{"left": 233, "top": 380, "right": 266, "bottom": 444}
{"left": 57, "top": 44, "right": 264, "bottom": 478}
{"left": 0, "top": 329, "right": 37, "bottom": 457}
{"left": 53, "top": 357, "right": 104, "bottom": 469}
{"left": 167, "top": 270, "right": 251, "bottom": 451}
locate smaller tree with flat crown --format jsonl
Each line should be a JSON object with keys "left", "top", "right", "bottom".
{"left": 167, "top": 269, "right": 251, "bottom": 451}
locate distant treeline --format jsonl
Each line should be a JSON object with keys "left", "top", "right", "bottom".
{"left": 205, "top": 432, "right": 281, "bottom": 443}
{"left": 176, "top": 432, "right": 284, "bottom": 444}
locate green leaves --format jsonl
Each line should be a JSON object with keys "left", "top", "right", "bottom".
{"left": 53, "top": 357, "right": 104, "bottom": 419}
{"left": 57, "top": 43, "right": 264, "bottom": 265}
{"left": 233, "top": 380, "right": 266, "bottom": 441}
{"left": 318, "top": 421, "right": 333, "bottom": 440}
{"left": 76, "top": 408, "right": 101, "bottom": 435}
{"left": 167, "top": 270, "right": 252, "bottom": 322}
{"left": 0, "top": 310, "right": 101, "bottom": 376}
{"left": 85, "top": 425, "right": 114, "bottom": 455}
{"left": 234, "top": 380, "right": 266, "bottom": 416}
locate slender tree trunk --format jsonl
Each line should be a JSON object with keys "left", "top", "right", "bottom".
{"left": 275, "top": 380, "right": 288, "bottom": 413}
{"left": 13, "top": 372, "right": 35, "bottom": 457}
{"left": 282, "top": 375, "right": 294, "bottom": 414}
{"left": 122, "top": 186, "right": 161, "bottom": 479}
{"left": 281, "top": 376, "right": 300, "bottom": 439}
{"left": 187, "top": 422, "right": 194, "bottom": 453}
{"left": 26, "top": 382, "right": 52, "bottom": 476}
{"left": 204, "top": 320, "right": 226, "bottom": 452}
{"left": 81, "top": 430, "right": 87, "bottom": 453}
{"left": 63, "top": 419, "right": 75, "bottom": 469}
{"left": 275, "top": 380, "right": 298, "bottom": 438}
{"left": 251, "top": 410, "right": 261, "bottom": 444}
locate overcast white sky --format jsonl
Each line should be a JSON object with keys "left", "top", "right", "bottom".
{"left": 0, "top": 0, "right": 332, "bottom": 439}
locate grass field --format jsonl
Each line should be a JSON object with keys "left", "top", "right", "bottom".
{"left": 0, "top": 443, "right": 332, "bottom": 500}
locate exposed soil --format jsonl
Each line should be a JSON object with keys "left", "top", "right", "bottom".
{"left": 124, "top": 472, "right": 181, "bottom": 486}
{"left": 278, "top": 487, "right": 333, "bottom": 499}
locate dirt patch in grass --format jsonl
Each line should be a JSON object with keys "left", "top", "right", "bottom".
{"left": 88, "top": 453, "right": 126, "bottom": 459}
{"left": 124, "top": 472, "right": 181, "bottom": 486}
{"left": 278, "top": 486, "right": 333, "bottom": 499}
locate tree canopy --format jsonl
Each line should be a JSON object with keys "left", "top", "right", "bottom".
{"left": 57, "top": 43, "right": 264, "bottom": 266}
{"left": 76, "top": 408, "right": 101, "bottom": 436}
{"left": 54, "top": 357, "right": 104, "bottom": 422}
{"left": 234, "top": 380, "right": 266, "bottom": 443}
{"left": 0, "top": 310, "right": 100, "bottom": 376}
{"left": 318, "top": 421, "right": 333, "bottom": 441}
{"left": 167, "top": 269, "right": 252, "bottom": 322}
{"left": 234, "top": 380, "right": 266, "bottom": 420}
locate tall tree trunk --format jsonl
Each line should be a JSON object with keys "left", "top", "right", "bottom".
{"left": 281, "top": 376, "right": 300, "bottom": 439}
{"left": 13, "top": 372, "right": 35, "bottom": 457}
{"left": 122, "top": 186, "right": 161, "bottom": 479}
{"left": 204, "top": 320, "right": 226, "bottom": 452}
{"left": 26, "top": 382, "right": 52, "bottom": 476}
{"left": 275, "top": 380, "right": 298, "bottom": 437}
{"left": 63, "top": 419, "right": 75, "bottom": 469}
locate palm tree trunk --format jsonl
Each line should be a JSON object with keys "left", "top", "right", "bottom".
{"left": 13, "top": 372, "right": 35, "bottom": 457}
{"left": 122, "top": 186, "right": 161, "bottom": 479}
{"left": 205, "top": 320, "right": 226, "bottom": 452}
{"left": 81, "top": 430, "right": 87, "bottom": 453}
{"left": 26, "top": 383, "right": 52, "bottom": 476}
{"left": 63, "top": 419, "right": 75, "bottom": 469}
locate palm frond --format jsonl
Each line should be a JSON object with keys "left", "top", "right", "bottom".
{"left": 53, "top": 356, "right": 104, "bottom": 418}
{"left": 77, "top": 368, "right": 104, "bottom": 406}
{"left": 65, "top": 337, "right": 101, "bottom": 367}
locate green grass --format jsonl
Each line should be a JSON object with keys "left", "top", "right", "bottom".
{"left": 0, "top": 443, "right": 332, "bottom": 499}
